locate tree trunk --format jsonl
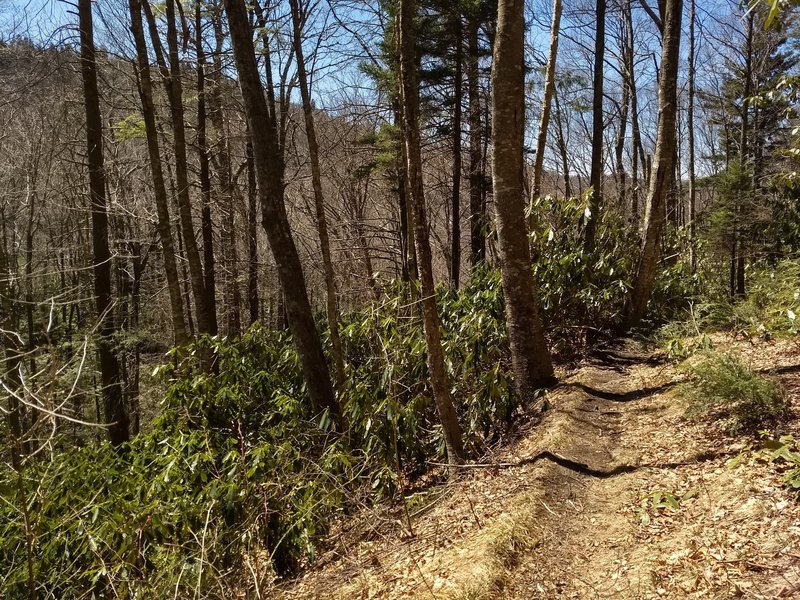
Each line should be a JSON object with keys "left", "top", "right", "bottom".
{"left": 625, "top": 0, "right": 645, "bottom": 222}
{"left": 621, "top": 0, "right": 683, "bottom": 329}
{"left": 79, "top": 0, "right": 128, "bottom": 445}
{"left": 246, "top": 138, "right": 260, "bottom": 325}
{"left": 614, "top": 17, "right": 630, "bottom": 210}
{"left": 289, "top": 0, "right": 347, "bottom": 396}
{"left": 467, "top": 14, "right": 486, "bottom": 266}
{"left": 491, "top": 0, "right": 557, "bottom": 405}
{"left": 553, "top": 89, "right": 573, "bottom": 198}
{"left": 162, "top": 0, "right": 215, "bottom": 336}
{"left": 687, "top": 0, "right": 697, "bottom": 273}
{"left": 195, "top": 1, "right": 219, "bottom": 333}
{"left": 450, "top": 13, "right": 463, "bottom": 288}
{"left": 530, "top": 0, "right": 563, "bottom": 202}
{"left": 225, "top": 0, "right": 339, "bottom": 419}
{"left": 735, "top": 11, "right": 754, "bottom": 299}
{"left": 398, "top": 0, "right": 464, "bottom": 463}
{"left": 584, "top": 0, "right": 606, "bottom": 252}
{"left": 210, "top": 12, "right": 242, "bottom": 336}
{"left": 128, "top": 0, "right": 187, "bottom": 346}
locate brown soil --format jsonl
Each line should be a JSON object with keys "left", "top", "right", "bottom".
{"left": 272, "top": 337, "right": 800, "bottom": 599}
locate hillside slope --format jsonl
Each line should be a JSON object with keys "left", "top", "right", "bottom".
{"left": 274, "top": 338, "right": 800, "bottom": 599}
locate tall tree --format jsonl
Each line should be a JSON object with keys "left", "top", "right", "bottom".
{"left": 687, "top": 0, "right": 697, "bottom": 273}
{"left": 288, "top": 0, "right": 347, "bottom": 396}
{"left": 398, "top": 0, "right": 465, "bottom": 463}
{"left": 622, "top": 0, "right": 683, "bottom": 329}
{"left": 467, "top": 6, "right": 486, "bottom": 266}
{"left": 78, "top": 0, "right": 128, "bottom": 445}
{"left": 127, "top": 0, "right": 188, "bottom": 347}
{"left": 450, "top": 11, "right": 463, "bottom": 287}
{"left": 491, "top": 0, "right": 556, "bottom": 404}
{"left": 530, "top": 0, "right": 563, "bottom": 202}
{"left": 584, "top": 0, "right": 606, "bottom": 251}
{"left": 162, "top": 0, "right": 217, "bottom": 335}
{"left": 224, "top": 0, "right": 339, "bottom": 418}
{"left": 194, "top": 0, "right": 219, "bottom": 334}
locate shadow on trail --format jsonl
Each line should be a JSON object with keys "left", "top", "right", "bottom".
{"left": 563, "top": 381, "right": 680, "bottom": 402}
{"left": 431, "top": 449, "right": 733, "bottom": 479}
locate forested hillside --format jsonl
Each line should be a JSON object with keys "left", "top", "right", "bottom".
{"left": 1, "top": 0, "right": 800, "bottom": 595}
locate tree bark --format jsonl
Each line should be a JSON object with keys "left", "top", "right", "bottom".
{"left": 289, "top": 0, "right": 347, "bottom": 396}
{"left": 79, "top": 0, "right": 128, "bottom": 445}
{"left": 398, "top": 0, "right": 464, "bottom": 463}
{"left": 195, "top": 1, "right": 219, "bottom": 334}
{"left": 467, "top": 14, "right": 486, "bottom": 266}
{"left": 621, "top": 0, "right": 683, "bottom": 329}
{"left": 584, "top": 0, "right": 606, "bottom": 252}
{"left": 450, "top": 13, "right": 463, "bottom": 288}
{"left": 553, "top": 89, "right": 573, "bottom": 198}
{"left": 624, "top": 0, "right": 645, "bottom": 222}
{"left": 734, "top": 11, "right": 754, "bottom": 299}
{"left": 530, "top": 0, "right": 563, "bottom": 202}
{"left": 225, "top": 0, "right": 339, "bottom": 418}
{"left": 491, "top": 0, "right": 557, "bottom": 404}
{"left": 687, "top": 0, "right": 697, "bottom": 273}
{"left": 614, "top": 16, "right": 630, "bottom": 210}
{"left": 246, "top": 138, "right": 260, "bottom": 325}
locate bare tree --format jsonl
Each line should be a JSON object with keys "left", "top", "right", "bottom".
{"left": 289, "top": 0, "right": 347, "bottom": 396}
{"left": 79, "top": 0, "right": 127, "bottom": 445}
{"left": 225, "top": 0, "right": 339, "bottom": 418}
{"left": 530, "top": 0, "right": 563, "bottom": 202}
{"left": 398, "top": 0, "right": 464, "bottom": 463}
{"left": 622, "top": 0, "right": 683, "bottom": 329}
{"left": 584, "top": 0, "right": 606, "bottom": 251}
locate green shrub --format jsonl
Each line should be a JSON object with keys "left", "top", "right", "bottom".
{"left": 681, "top": 351, "right": 788, "bottom": 434}
{"left": 0, "top": 269, "right": 518, "bottom": 597}
{"left": 691, "top": 259, "right": 800, "bottom": 337}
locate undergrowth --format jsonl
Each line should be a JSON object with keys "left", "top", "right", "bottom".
{"left": 680, "top": 351, "right": 788, "bottom": 434}
{"left": 0, "top": 229, "right": 700, "bottom": 597}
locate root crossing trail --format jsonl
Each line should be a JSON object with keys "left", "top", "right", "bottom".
{"left": 278, "top": 339, "right": 800, "bottom": 599}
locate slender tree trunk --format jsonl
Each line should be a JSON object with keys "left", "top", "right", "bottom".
{"left": 395, "top": 107, "right": 412, "bottom": 283}
{"left": 246, "top": 139, "right": 260, "bottom": 325}
{"left": 735, "top": 12, "right": 754, "bottom": 299}
{"left": 687, "top": 0, "right": 696, "bottom": 273}
{"left": 530, "top": 0, "right": 563, "bottom": 202}
{"left": 209, "top": 13, "right": 242, "bottom": 336}
{"left": 128, "top": 0, "right": 187, "bottom": 346}
{"left": 621, "top": 0, "right": 683, "bottom": 329}
{"left": 615, "top": 17, "right": 630, "bottom": 210}
{"left": 467, "top": 15, "right": 486, "bottom": 266}
{"left": 625, "top": 0, "right": 645, "bottom": 222}
{"left": 398, "top": 0, "right": 464, "bottom": 463}
{"left": 289, "top": 0, "right": 346, "bottom": 396}
{"left": 451, "top": 13, "right": 463, "bottom": 288}
{"left": 162, "top": 0, "right": 215, "bottom": 336}
{"left": 79, "top": 0, "right": 128, "bottom": 445}
{"left": 225, "top": 0, "right": 339, "bottom": 418}
{"left": 491, "top": 0, "right": 557, "bottom": 405}
{"left": 584, "top": 0, "right": 606, "bottom": 252}
{"left": 195, "top": 2, "right": 219, "bottom": 332}
{"left": 553, "top": 89, "right": 573, "bottom": 198}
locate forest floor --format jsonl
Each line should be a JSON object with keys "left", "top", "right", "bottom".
{"left": 272, "top": 336, "right": 800, "bottom": 599}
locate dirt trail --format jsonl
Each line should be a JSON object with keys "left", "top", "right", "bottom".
{"left": 276, "top": 339, "right": 800, "bottom": 599}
